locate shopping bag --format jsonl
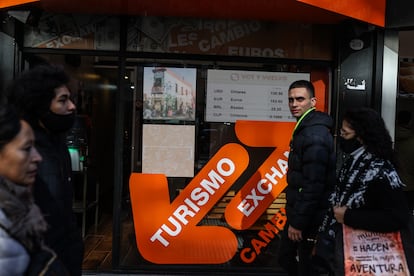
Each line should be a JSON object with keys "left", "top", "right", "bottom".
{"left": 342, "top": 224, "right": 410, "bottom": 276}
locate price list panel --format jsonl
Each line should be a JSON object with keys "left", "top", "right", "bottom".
{"left": 206, "top": 70, "right": 310, "bottom": 123}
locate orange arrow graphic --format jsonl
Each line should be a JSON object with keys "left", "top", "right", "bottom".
{"left": 225, "top": 121, "right": 294, "bottom": 230}
{"left": 129, "top": 143, "right": 249, "bottom": 264}
{"left": 225, "top": 148, "right": 289, "bottom": 229}
{"left": 234, "top": 120, "right": 294, "bottom": 148}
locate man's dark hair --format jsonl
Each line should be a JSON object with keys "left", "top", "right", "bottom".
{"left": 8, "top": 65, "right": 69, "bottom": 127}
{"left": 289, "top": 80, "right": 315, "bottom": 98}
{"left": 343, "top": 107, "right": 394, "bottom": 163}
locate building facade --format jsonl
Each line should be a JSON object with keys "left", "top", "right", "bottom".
{"left": 1, "top": 0, "right": 413, "bottom": 274}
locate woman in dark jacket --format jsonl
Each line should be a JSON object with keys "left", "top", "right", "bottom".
{"left": 8, "top": 65, "right": 84, "bottom": 276}
{"left": 323, "top": 107, "right": 413, "bottom": 275}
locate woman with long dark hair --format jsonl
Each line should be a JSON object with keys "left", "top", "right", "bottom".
{"left": 320, "top": 107, "right": 413, "bottom": 275}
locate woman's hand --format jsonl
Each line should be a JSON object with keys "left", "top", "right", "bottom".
{"left": 333, "top": 205, "right": 348, "bottom": 224}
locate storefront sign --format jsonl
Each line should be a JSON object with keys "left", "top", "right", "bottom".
{"left": 127, "top": 17, "right": 333, "bottom": 60}
{"left": 129, "top": 120, "right": 294, "bottom": 264}
{"left": 130, "top": 143, "right": 248, "bottom": 264}
{"left": 23, "top": 15, "right": 333, "bottom": 59}
{"left": 23, "top": 13, "right": 120, "bottom": 50}
{"left": 206, "top": 70, "right": 308, "bottom": 123}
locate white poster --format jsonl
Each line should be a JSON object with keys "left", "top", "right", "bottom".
{"left": 142, "top": 124, "right": 195, "bottom": 177}
{"left": 206, "top": 70, "right": 309, "bottom": 123}
{"left": 343, "top": 225, "right": 410, "bottom": 276}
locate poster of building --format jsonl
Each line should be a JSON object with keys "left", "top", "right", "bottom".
{"left": 143, "top": 67, "right": 196, "bottom": 121}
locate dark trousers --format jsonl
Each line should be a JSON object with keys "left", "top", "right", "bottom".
{"left": 405, "top": 191, "right": 414, "bottom": 213}
{"left": 278, "top": 228, "right": 321, "bottom": 276}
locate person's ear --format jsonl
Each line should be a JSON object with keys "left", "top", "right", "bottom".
{"left": 311, "top": 97, "right": 316, "bottom": 107}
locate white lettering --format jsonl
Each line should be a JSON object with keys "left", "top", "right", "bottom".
{"left": 173, "top": 205, "right": 195, "bottom": 225}
{"left": 161, "top": 216, "right": 182, "bottom": 236}
{"left": 191, "top": 187, "right": 210, "bottom": 206}
{"left": 237, "top": 199, "right": 254, "bottom": 216}
{"left": 151, "top": 157, "right": 237, "bottom": 247}
{"left": 265, "top": 167, "right": 283, "bottom": 184}
{"left": 150, "top": 229, "right": 170, "bottom": 246}
{"left": 200, "top": 171, "right": 224, "bottom": 194}
{"left": 237, "top": 151, "right": 289, "bottom": 217}
{"left": 184, "top": 197, "right": 200, "bottom": 212}
{"left": 257, "top": 179, "right": 272, "bottom": 195}
{"left": 245, "top": 188, "right": 264, "bottom": 208}
{"left": 217, "top": 158, "right": 235, "bottom": 176}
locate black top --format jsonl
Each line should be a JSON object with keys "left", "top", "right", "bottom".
{"left": 286, "top": 110, "right": 336, "bottom": 237}
{"left": 32, "top": 128, "right": 84, "bottom": 276}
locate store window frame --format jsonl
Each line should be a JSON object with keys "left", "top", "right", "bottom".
{"left": 116, "top": 55, "right": 334, "bottom": 274}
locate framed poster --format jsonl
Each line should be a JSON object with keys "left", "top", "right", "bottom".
{"left": 143, "top": 67, "right": 196, "bottom": 121}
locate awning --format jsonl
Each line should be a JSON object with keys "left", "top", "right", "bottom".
{"left": 39, "top": 0, "right": 346, "bottom": 24}
{"left": 298, "top": 0, "right": 385, "bottom": 27}
{"left": 0, "top": 0, "right": 39, "bottom": 9}
{"left": 2, "top": 0, "right": 385, "bottom": 27}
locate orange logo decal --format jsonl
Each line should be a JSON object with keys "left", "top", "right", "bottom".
{"left": 225, "top": 148, "right": 289, "bottom": 229}
{"left": 240, "top": 208, "right": 287, "bottom": 263}
{"left": 129, "top": 143, "right": 249, "bottom": 264}
{"left": 129, "top": 121, "right": 295, "bottom": 264}
{"left": 225, "top": 121, "right": 294, "bottom": 229}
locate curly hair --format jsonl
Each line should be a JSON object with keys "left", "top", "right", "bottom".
{"left": 343, "top": 107, "right": 394, "bottom": 163}
{"left": 7, "top": 64, "right": 69, "bottom": 127}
